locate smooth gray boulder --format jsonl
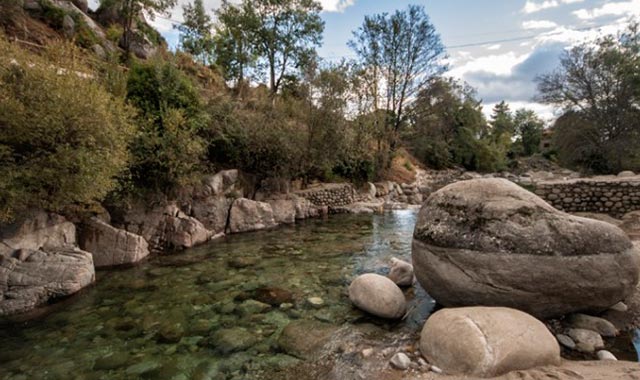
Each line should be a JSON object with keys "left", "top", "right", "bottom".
{"left": 348, "top": 273, "right": 406, "bottom": 319}
{"left": 0, "top": 248, "right": 95, "bottom": 316}
{"left": 420, "top": 307, "right": 560, "bottom": 377}
{"left": 228, "top": 198, "right": 277, "bottom": 233}
{"left": 0, "top": 212, "right": 76, "bottom": 256}
{"left": 267, "top": 199, "right": 296, "bottom": 224}
{"left": 387, "top": 258, "right": 414, "bottom": 286}
{"left": 412, "top": 178, "right": 640, "bottom": 318}
{"left": 567, "top": 314, "right": 618, "bottom": 337}
{"left": 79, "top": 218, "right": 149, "bottom": 267}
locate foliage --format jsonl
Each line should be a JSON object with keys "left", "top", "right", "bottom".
{"left": 215, "top": 0, "right": 324, "bottom": 94}
{"left": 0, "top": 39, "right": 135, "bottom": 223}
{"left": 349, "top": 5, "right": 447, "bottom": 165}
{"left": 407, "top": 78, "right": 504, "bottom": 172}
{"left": 537, "top": 23, "right": 640, "bottom": 173}
{"left": 126, "top": 59, "right": 208, "bottom": 191}
{"left": 512, "top": 108, "right": 544, "bottom": 156}
{"left": 176, "top": 0, "right": 214, "bottom": 65}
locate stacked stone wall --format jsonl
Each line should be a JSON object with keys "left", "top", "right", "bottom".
{"left": 295, "top": 184, "right": 355, "bottom": 207}
{"left": 534, "top": 177, "right": 640, "bottom": 217}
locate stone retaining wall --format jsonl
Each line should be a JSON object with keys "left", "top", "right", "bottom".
{"left": 294, "top": 184, "right": 355, "bottom": 207}
{"left": 534, "top": 176, "right": 640, "bottom": 217}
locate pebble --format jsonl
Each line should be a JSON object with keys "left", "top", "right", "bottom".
{"left": 417, "top": 358, "right": 428, "bottom": 367}
{"left": 361, "top": 348, "right": 374, "bottom": 358}
{"left": 307, "top": 297, "right": 325, "bottom": 308}
{"left": 430, "top": 365, "right": 443, "bottom": 374}
{"left": 610, "top": 302, "right": 629, "bottom": 312}
{"left": 556, "top": 333, "right": 576, "bottom": 349}
{"left": 389, "top": 352, "right": 411, "bottom": 370}
{"left": 597, "top": 350, "right": 618, "bottom": 361}
{"left": 567, "top": 328, "right": 604, "bottom": 353}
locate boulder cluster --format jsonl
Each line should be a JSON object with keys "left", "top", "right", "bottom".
{"left": 347, "top": 178, "right": 640, "bottom": 377}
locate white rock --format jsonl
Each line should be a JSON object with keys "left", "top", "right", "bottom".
{"left": 610, "top": 301, "right": 629, "bottom": 312}
{"left": 596, "top": 350, "right": 618, "bottom": 361}
{"left": 307, "top": 297, "right": 325, "bottom": 308}
{"left": 390, "top": 352, "right": 411, "bottom": 370}
{"left": 361, "top": 348, "right": 374, "bottom": 358}
{"left": 430, "top": 365, "right": 443, "bottom": 374}
{"left": 388, "top": 257, "right": 414, "bottom": 286}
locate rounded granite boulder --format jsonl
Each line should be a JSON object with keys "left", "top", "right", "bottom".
{"left": 348, "top": 273, "right": 406, "bottom": 319}
{"left": 412, "top": 178, "right": 640, "bottom": 318}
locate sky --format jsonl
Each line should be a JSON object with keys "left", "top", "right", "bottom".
{"left": 90, "top": 0, "right": 640, "bottom": 123}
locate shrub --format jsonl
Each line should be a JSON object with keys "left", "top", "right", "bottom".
{"left": 0, "top": 39, "right": 135, "bottom": 223}
{"left": 126, "top": 58, "right": 208, "bottom": 191}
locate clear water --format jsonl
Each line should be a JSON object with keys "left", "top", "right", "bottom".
{"left": 0, "top": 210, "right": 434, "bottom": 380}
{"left": 1, "top": 210, "right": 637, "bottom": 380}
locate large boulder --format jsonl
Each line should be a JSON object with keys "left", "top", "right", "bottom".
{"left": 228, "top": 199, "right": 277, "bottom": 233}
{"left": 412, "top": 178, "right": 640, "bottom": 318}
{"left": 348, "top": 273, "right": 406, "bottom": 319}
{"left": 163, "top": 205, "right": 212, "bottom": 248}
{"left": 420, "top": 307, "right": 560, "bottom": 377}
{"left": 190, "top": 197, "right": 232, "bottom": 235}
{"left": 0, "top": 248, "right": 95, "bottom": 316}
{"left": 79, "top": 218, "right": 149, "bottom": 267}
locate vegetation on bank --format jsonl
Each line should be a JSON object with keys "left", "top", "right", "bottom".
{"left": 0, "top": 0, "right": 639, "bottom": 223}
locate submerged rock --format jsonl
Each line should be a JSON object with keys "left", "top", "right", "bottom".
{"left": 210, "top": 327, "right": 257, "bottom": 355}
{"left": 420, "top": 307, "right": 560, "bottom": 377}
{"left": 412, "top": 178, "right": 640, "bottom": 318}
{"left": 348, "top": 273, "right": 406, "bottom": 319}
{"left": 277, "top": 320, "right": 338, "bottom": 359}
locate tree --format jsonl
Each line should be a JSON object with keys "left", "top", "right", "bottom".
{"left": 536, "top": 23, "right": 640, "bottom": 173}
{"left": 214, "top": 0, "right": 258, "bottom": 86}
{"left": 349, "top": 5, "right": 446, "bottom": 160}
{"left": 512, "top": 109, "right": 544, "bottom": 156}
{"left": 176, "top": 0, "right": 214, "bottom": 65}
{"left": 99, "top": 0, "right": 176, "bottom": 59}
{"left": 489, "top": 101, "right": 514, "bottom": 138}
{"left": 245, "top": 0, "right": 324, "bottom": 95}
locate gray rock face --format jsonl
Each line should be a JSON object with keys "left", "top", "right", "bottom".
{"left": 267, "top": 199, "right": 296, "bottom": 224}
{"left": 420, "top": 307, "right": 561, "bottom": 377}
{"left": 412, "top": 178, "right": 640, "bottom": 318}
{"left": 0, "top": 248, "right": 95, "bottom": 316}
{"left": 163, "top": 205, "right": 212, "bottom": 248}
{"left": 348, "top": 273, "right": 406, "bottom": 319}
{"left": 190, "top": 197, "right": 232, "bottom": 235}
{"left": 0, "top": 212, "right": 76, "bottom": 256}
{"left": 567, "top": 328, "right": 604, "bottom": 353}
{"left": 228, "top": 198, "right": 277, "bottom": 233}
{"left": 79, "top": 218, "right": 149, "bottom": 267}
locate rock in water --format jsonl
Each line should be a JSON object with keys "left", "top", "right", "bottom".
{"left": 80, "top": 217, "right": 149, "bottom": 267}
{"left": 277, "top": 320, "right": 338, "bottom": 359}
{"left": 412, "top": 178, "right": 640, "bottom": 318}
{"left": 387, "top": 258, "right": 414, "bottom": 286}
{"left": 348, "top": 273, "right": 406, "bottom": 319}
{"left": 420, "top": 307, "right": 560, "bottom": 377}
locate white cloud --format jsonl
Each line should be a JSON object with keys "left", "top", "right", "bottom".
{"left": 573, "top": 0, "right": 640, "bottom": 20}
{"left": 482, "top": 101, "right": 557, "bottom": 123}
{"left": 319, "top": 0, "right": 356, "bottom": 12}
{"left": 522, "top": 20, "right": 558, "bottom": 29}
{"left": 522, "top": 0, "right": 584, "bottom": 14}
{"left": 487, "top": 44, "right": 502, "bottom": 51}
{"left": 448, "top": 51, "right": 529, "bottom": 77}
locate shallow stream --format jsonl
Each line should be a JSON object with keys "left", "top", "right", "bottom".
{"left": 0, "top": 210, "right": 637, "bottom": 380}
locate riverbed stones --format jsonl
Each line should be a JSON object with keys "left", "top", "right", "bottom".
{"left": 348, "top": 273, "right": 406, "bottom": 319}
{"left": 566, "top": 328, "right": 604, "bottom": 353}
{"left": 390, "top": 352, "right": 411, "bottom": 370}
{"left": 277, "top": 320, "right": 339, "bottom": 359}
{"left": 228, "top": 198, "right": 277, "bottom": 233}
{"left": 556, "top": 334, "right": 576, "bottom": 349}
{"left": 211, "top": 327, "right": 257, "bottom": 355}
{"left": 0, "top": 248, "right": 95, "bottom": 316}
{"left": 79, "top": 217, "right": 149, "bottom": 267}
{"left": 420, "top": 307, "right": 561, "bottom": 377}
{"left": 412, "top": 178, "right": 640, "bottom": 318}
{"left": 567, "top": 313, "right": 618, "bottom": 337}
{"left": 597, "top": 350, "right": 618, "bottom": 360}
{"left": 387, "top": 258, "right": 414, "bottom": 286}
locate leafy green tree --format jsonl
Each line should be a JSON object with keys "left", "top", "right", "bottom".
{"left": 0, "top": 40, "right": 134, "bottom": 222}
{"left": 176, "top": 0, "right": 214, "bottom": 65}
{"left": 349, "top": 5, "right": 446, "bottom": 162}
{"left": 214, "top": 0, "right": 258, "bottom": 86}
{"left": 240, "top": 0, "right": 324, "bottom": 94}
{"left": 512, "top": 109, "right": 544, "bottom": 156}
{"left": 537, "top": 23, "right": 640, "bottom": 173}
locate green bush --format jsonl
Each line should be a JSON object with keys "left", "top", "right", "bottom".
{"left": 126, "top": 58, "right": 208, "bottom": 191}
{"left": 0, "top": 39, "right": 135, "bottom": 223}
